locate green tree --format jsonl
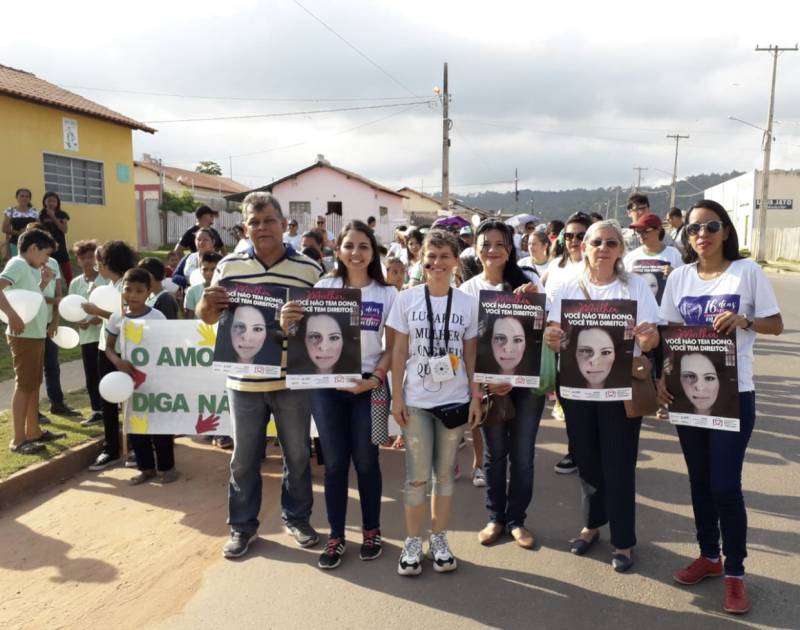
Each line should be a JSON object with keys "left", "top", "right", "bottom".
{"left": 195, "top": 161, "right": 223, "bottom": 176}
{"left": 160, "top": 191, "right": 196, "bottom": 214}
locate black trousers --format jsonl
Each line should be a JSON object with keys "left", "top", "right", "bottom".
{"left": 562, "top": 398, "right": 642, "bottom": 549}
{"left": 98, "top": 351, "right": 121, "bottom": 457}
{"left": 81, "top": 342, "right": 102, "bottom": 411}
{"left": 130, "top": 434, "right": 175, "bottom": 472}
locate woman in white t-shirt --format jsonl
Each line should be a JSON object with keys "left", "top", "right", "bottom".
{"left": 518, "top": 229, "right": 551, "bottom": 279}
{"left": 387, "top": 229, "right": 481, "bottom": 577}
{"left": 658, "top": 200, "right": 783, "bottom": 615}
{"left": 622, "top": 212, "right": 683, "bottom": 298}
{"left": 282, "top": 220, "right": 396, "bottom": 571}
{"left": 460, "top": 220, "right": 545, "bottom": 550}
{"left": 544, "top": 220, "right": 660, "bottom": 574}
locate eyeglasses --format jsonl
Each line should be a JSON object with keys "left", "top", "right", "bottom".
{"left": 634, "top": 228, "right": 654, "bottom": 235}
{"left": 628, "top": 205, "right": 648, "bottom": 213}
{"left": 564, "top": 232, "right": 586, "bottom": 242}
{"left": 588, "top": 238, "right": 620, "bottom": 249}
{"left": 686, "top": 220, "right": 722, "bottom": 236}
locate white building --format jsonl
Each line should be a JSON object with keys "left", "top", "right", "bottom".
{"left": 704, "top": 169, "right": 800, "bottom": 250}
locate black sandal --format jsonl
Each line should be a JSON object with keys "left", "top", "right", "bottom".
{"left": 569, "top": 531, "right": 600, "bottom": 555}
{"left": 10, "top": 441, "right": 46, "bottom": 455}
{"left": 35, "top": 430, "right": 66, "bottom": 443}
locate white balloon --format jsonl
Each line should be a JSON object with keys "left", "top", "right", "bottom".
{"left": 89, "top": 285, "right": 121, "bottom": 315}
{"left": 163, "top": 278, "right": 180, "bottom": 295}
{"left": 99, "top": 371, "right": 134, "bottom": 403}
{"left": 0, "top": 289, "right": 43, "bottom": 324}
{"left": 189, "top": 269, "right": 204, "bottom": 286}
{"left": 58, "top": 294, "right": 88, "bottom": 322}
{"left": 52, "top": 326, "right": 80, "bottom": 349}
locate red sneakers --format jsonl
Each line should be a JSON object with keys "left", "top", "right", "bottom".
{"left": 723, "top": 577, "right": 751, "bottom": 615}
{"left": 673, "top": 556, "right": 724, "bottom": 585}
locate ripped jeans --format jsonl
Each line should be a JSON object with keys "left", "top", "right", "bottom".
{"left": 403, "top": 406, "right": 463, "bottom": 507}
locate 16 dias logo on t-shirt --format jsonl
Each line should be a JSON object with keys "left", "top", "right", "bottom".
{"left": 678, "top": 294, "right": 740, "bottom": 324}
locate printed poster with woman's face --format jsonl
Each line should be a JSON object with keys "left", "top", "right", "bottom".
{"left": 286, "top": 287, "right": 362, "bottom": 389}
{"left": 475, "top": 290, "right": 546, "bottom": 386}
{"left": 559, "top": 299, "right": 637, "bottom": 401}
{"left": 662, "top": 326, "right": 739, "bottom": 431}
{"left": 212, "top": 281, "right": 285, "bottom": 377}
{"left": 631, "top": 259, "right": 669, "bottom": 304}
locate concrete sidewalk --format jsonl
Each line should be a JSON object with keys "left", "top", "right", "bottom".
{"left": 0, "top": 359, "right": 86, "bottom": 410}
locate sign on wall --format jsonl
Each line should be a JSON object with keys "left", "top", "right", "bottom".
{"left": 755, "top": 198, "right": 793, "bottom": 210}
{"left": 63, "top": 118, "right": 79, "bottom": 151}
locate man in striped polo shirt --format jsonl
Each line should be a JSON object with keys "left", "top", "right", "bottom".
{"left": 197, "top": 192, "right": 323, "bottom": 559}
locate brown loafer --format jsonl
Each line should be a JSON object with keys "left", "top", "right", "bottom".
{"left": 477, "top": 522, "right": 505, "bottom": 545}
{"left": 510, "top": 526, "right": 535, "bottom": 549}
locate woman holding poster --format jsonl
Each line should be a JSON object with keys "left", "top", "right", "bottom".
{"left": 387, "top": 229, "right": 481, "bottom": 577}
{"left": 659, "top": 200, "right": 783, "bottom": 615}
{"left": 544, "top": 220, "right": 660, "bottom": 573}
{"left": 460, "top": 219, "right": 546, "bottom": 550}
{"left": 282, "top": 220, "right": 396, "bottom": 570}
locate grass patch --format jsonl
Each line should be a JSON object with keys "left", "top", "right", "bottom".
{"left": 139, "top": 248, "right": 173, "bottom": 261}
{"left": 0, "top": 390, "right": 102, "bottom": 479}
{"left": 0, "top": 339, "right": 82, "bottom": 382}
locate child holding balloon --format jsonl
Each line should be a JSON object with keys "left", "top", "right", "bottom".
{"left": 67, "top": 240, "right": 107, "bottom": 426}
{"left": 85, "top": 240, "right": 138, "bottom": 472}
{"left": 0, "top": 228, "right": 65, "bottom": 454}
{"left": 102, "top": 267, "right": 173, "bottom": 485}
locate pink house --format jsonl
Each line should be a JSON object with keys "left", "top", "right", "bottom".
{"left": 227, "top": 156, "right": 406, "bottom": 244}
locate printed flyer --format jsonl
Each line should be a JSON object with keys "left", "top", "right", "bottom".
{"left": 559, "top": 299, "right": 637, "bottom": 401}
{"left": 662, "top": 325, "right": 740, "bottom": 432}
{"left": 474, "top": 290, "right": 546, "bottom": 386}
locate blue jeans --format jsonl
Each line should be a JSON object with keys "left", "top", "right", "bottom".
{"left": 403, "top": 406, "right": 463, "bottom": 506}
{"left": 676, "top": 391, "right": 756, "bottom": 576}
{"left": 228, "top": 388, "right": 313, "bottom": 535}
{"left": 311, "top": 388, "right": 381, "bottom": 538}
{"left": 481, "top": 389, "right": 545, "bottom": 529}
{"left": 44, "top": 336, "right": 65, "bottom": 406}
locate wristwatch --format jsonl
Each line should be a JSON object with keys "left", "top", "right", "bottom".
{"left": 743, "top": 316, "right": 754, "bottom": 330}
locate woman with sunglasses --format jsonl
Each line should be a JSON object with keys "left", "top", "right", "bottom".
{"left": 544, "top": 220, "right": 660, "bottom": 573}
{"left": 541, "top": 212, "right": 593, "bottom": 471}
{"left": 658, "top": 200, "right": 782, "bottom": 615}
{"left": 459, "top": 220, "right": 545, "bottom": 549}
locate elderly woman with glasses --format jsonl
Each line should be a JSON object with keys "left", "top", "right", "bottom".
{"left": 544, "top": 220, "right": 660, "bottom": 573}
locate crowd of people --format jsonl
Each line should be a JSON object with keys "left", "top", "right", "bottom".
{"left": 1, "top": 188, "right": 783, "bottom": 616}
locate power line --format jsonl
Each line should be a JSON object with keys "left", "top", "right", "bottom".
{"left": 292, "top": 0, "right": 419, "bottom": 97}
{"left": 61, "top": 85, "right": 419, "bottom": 103}
{"left": 143, "top": 100, "right": 434, "bottom": 123}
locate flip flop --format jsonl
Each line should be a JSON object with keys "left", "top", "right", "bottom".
{"left": 10, "top": 441, "right": 46, "bottom": 455}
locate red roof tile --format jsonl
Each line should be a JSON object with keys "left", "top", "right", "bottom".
{"left": 135, "top": 161, "right": 250, "bottom": 194}
{"left": 0, "top": 64, "right": 156, "bottom": 133}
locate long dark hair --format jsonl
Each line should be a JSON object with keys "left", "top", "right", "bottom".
{"left": 558, "top": 212, "right": 592, "bottom": 268}
{"left": 406, "top": 228, "right": 424, "bottom": 262}
{"left": 475, "top": 220, "right": 529, "bottom": 289}
{"left": 683, "top": 200, "right": 742, "bottom": 264}
{"left": 42, "top": 191, "right": 62, "bottom": 213}
{"left": 331, "top": 220, "right": 386, "bottom": 286}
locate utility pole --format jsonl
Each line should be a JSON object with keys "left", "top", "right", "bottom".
{"left": 753, "top": 44, "right": 798, "bottom": 261}
{"left": 514, "top": 168, "right": 519, "bottom": 212}
{"left": 614, "top": 188, "right": 621, "bottom": 222}
{"left": 228, "top": 156, "right": 234, "bottom": 180}
{"left": 667, "top": 133, "right": 690, "bottom": 210}
{"left": 633, "top": 167, "right": 647, "bottom": 191}
{"left": 436, "top": 62, "right": 452, "bottom": 214}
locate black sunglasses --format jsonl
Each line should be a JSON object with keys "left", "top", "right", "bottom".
{"left": 564, "top": 232, "right": 586, "bottom": 241}
{"left": 588, "top": 238, "right": 620, "bottom": 249}
{"left": 686, "top": 220, "right": 722, "bottom": 236}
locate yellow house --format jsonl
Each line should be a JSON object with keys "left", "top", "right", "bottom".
{"left": 0, "top": 64, "right": 155, "bottom": 248}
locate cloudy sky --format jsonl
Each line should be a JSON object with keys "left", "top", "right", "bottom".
{"left": 4, "top": 0, "right": 800, "bottom": 194}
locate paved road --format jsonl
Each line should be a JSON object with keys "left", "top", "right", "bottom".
{"left": 1, "top": 272, "right": 798, "bottom": 630}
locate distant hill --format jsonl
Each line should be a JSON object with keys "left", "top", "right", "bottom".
{"left": 442, "top": 171, "right": 744, "bottom": 221}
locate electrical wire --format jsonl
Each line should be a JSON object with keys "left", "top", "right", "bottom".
{"left": 292, "top": 0, "right": 419, "bottom": 98}
{"left": 142, "top": 100, "right": 434, "bottom": 123}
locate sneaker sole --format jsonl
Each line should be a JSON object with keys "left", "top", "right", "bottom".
{"left": 397, "top": 563, "right": 422, "bottom": 576}
{"left": 360, "top": 547, "right": 383, "bottom": 561}
{"left": 554, "top": 466, "right": 577, "bottom": 475}
{"left": 88, "top": 459, "right": 120, "bottom": 471}
{"left": 673, "top": 571, "right": 724, "bottom": 586}
{"left": 723, "top": 604, "right": 751, "bottom": 615}
{"left": 429, "top": 551, "right": 458, "bottom": 573}
{"left": 284, "top": 526, "right": 319, "bottom": 548}
{"left": 222, "top": 533, "right": 258, "bottom": 559}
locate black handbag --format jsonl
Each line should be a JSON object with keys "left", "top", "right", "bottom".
{"left": 481, "top": 391, "right": 516, "bottom": 427}
{"left": 428, "top": 401, "right": 470, "bottom": 429}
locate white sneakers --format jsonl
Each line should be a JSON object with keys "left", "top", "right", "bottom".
{"left": 398, "top": 532, "right": 458, "bottom": 576}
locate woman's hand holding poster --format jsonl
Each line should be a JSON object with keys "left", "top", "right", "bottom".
{"left": 286, "top": 287, "right": 362, "bottom": 389}
{"left": 559, "top": 299, "right": 637, "bottom": 401}
{"left": 662, "top": 325, "right": 740, "bottom": 431}
{"left": 475, "top": 290, "right": 546, "bottom": 387}
{"left": 212, "top": 280, "right": 285, "bottom": 377}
